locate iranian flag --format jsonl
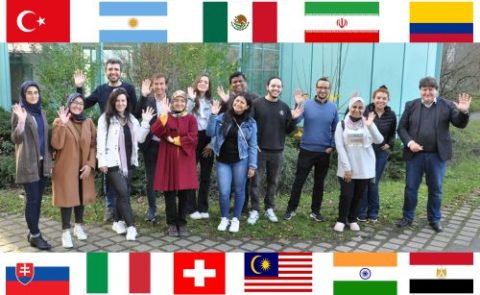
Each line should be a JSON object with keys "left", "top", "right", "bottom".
{"left": 304, "top": 1, "right": 380, "bottom": 42}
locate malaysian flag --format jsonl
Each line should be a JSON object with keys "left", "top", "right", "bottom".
{"left": 244, "top": 252, "right": 313, "bottom": 293}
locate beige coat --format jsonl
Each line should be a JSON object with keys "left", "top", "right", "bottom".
{"left": 51, "top": 118, "right": 97, "bottom": 207}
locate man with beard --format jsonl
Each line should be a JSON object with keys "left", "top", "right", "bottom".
{"left": 74, "top": 58, "right": 138, "bottom": 221}
{"left": 247, "top": 77, "right": 303, "bottom": 224}
{"left": 284, "top": 77, "right": 339, "bottom": 222}
{"left": 217, "top": 71, "right": 259, "bottom": 113}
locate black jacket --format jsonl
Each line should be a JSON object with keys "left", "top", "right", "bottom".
{"left": 397, "top": 97, "right": 469, "bottom": 161}
{"left": 364, "top": 103, "right": 397, "bottom": 149}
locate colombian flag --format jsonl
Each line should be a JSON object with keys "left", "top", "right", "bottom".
{"left": 410, "top": 2, "right": 473, "bottom": 42}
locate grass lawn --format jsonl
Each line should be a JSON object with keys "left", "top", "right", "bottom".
{"left": 1, "top": 121, "right": 479, "bottom": 242}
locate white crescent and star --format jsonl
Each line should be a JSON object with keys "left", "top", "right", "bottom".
{"left": 250, "top": 255, "right": 261, "bottom": 275}
{"left": 16, "top": 10, "right": 46, "bottom": 33}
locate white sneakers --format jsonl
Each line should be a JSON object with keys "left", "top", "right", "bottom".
{"left": 217, "top": 217, "right": 230, "bottom": 231}
{"left": 265, "top": 208, "right": 279, "bottom": 223}
{"left": 61, "top": 230, "right": 73, "bottom": 249}
{"left": 126, "top": 226, "right": 138, "bottom": 241}
{"left": 73, "top": 224, "right": 87, "bottom": 240}
{"left": 229, "top": 218, "right": 240, "bottom": 233}
{"left": 217, "top": 217, "right": 240, "bottom": 232}
{"left": 333, "top": 222, "right": 345, "bottom": 232}
{"left": 190, "top": 211, "right": 210, "bottom": 220}
{"left": 247, "top": 210, "right": 259, "bottom": 225}
{"left": 349, "top": 222, "right": 361, "bottom": 231}
{"left": 112, "top": 221, "right": 127, "bottom": 234}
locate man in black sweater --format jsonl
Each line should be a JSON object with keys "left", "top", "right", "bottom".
{"left": 74, "top": 58, "right": 138, "bottom": 221}
{"left": 396, "top": 76, "right": 471, "bottom": 233}
{"left": 247, "top": 77, "right": 303, "bottom": 224}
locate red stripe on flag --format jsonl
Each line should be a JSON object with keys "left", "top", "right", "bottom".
{"left": 6, "top": 282, "right": 69, "bottom": 294}
{"left": 278, "top": 252, "right": 312, "bottom": 256}
{"left": 245, "top": 276, "right": 313, "bottom": 280}
{"left": 410, "top": 252, "right": 473, "bottom": 265}
{"left": 130, "top": 252, "right": 150, "bottom": 293}
{"left": 246, "top": 282, "right": 312, "bottom": 286}
{"left": 253, "top": 2, "right": 277, "bottom": 42}
{"left": 245, "top": 288, "right": 313, "bottom": 292}
{"left": 279, "top": 271, "right": 312, "bottom": 274}
{"left": 410, "top": 33, "right": 473, "bottom": 42}
{"left": 279, "top": 258, "right": 312, "bottom": 262}
{"left": 305, "top": 31, "right": 379, "bottom": 42}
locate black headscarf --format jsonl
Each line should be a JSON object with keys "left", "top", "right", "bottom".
{"left": 67, "top": 92, "right": 87, "bottom": 122}
{"left": 19, "top": 81, "right": 45, "bottom": 156}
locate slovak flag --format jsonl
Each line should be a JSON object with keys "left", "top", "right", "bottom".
{"left": 6, "top": 263, "right": 70, "bottom": 294}
{"left": 6, "top": 0, "right": 70, "bottom": 42}
{"left": 174, "top": 252, "right": 225, "bottom": 295}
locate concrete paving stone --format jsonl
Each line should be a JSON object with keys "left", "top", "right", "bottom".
{"left": 389, "top": 238, "right": 406, "bottom": 245}
{"left": 161, "top": 236, "right": 178, "bottom": 243}
{"left": 376, "top": 248, "right": 395, "bottom": 252}
{"left": 453, "top": 240, "right": 471, "bottom": 247}
{"left": 358, "top": 244, "right": 377, "bottom": 251}
{"left": 104, "top": 244, "right": 127, "bottom": 252}
{"left": 293, "top": 242, "right": 310, "bottom": 249}
{"left": 344, "top": 241, "right": 358, "bottom": 247}
{"left": 150, "top": 232, "right": 163, "bottom": 239}
{"left": 459, "top": 230, "right": 476, "bottom": 237}
{"left": 254, "top": 247, "right": 275, "bottom": 252}
{"left": 213, "top": 244, "right": 233, "bottom": 252}
{"left": 161, "top": 244, "right": 180, "bottom": 252}
{"left": 406, "top": 242, "right": 424, "bottom": 249}
{"left": 132, "top": 244, "right": 154, "bottom": 252}
{"left": 201, "top": 240, "right": 218, "bottom": 247}
{"left": 309, "top": 246, "right": 327, "bottom": 252}
{"left": 416, "top": 232, "right": 434, "bottom": 239}
{"left": 93, "top": 239, "right": 115, "bottom": 248}
{"left": 334, "top": 246, "right": 352, "bottom": 252}
{"left": 373, "top": 235, "right": 387, "bottom": 240}
{"left": 399, "top": 247, "right": 417, "bottom": 252}
{"left": 432, "top": 235, "right": 452, "bottom": 243}
{"left": 79, "top": 244, "right": 102, "bottom": 252}
{"left": 448, "top": 220, "right": 462, "bottom": 225}
{"left": 461, "top": 227, "right": 478, "bottom": 233}
{"left": 226, "top": 240, "right": 243, "bottom": 246}
{"left": 147, "top": 239, "right": 164, "bottom": 248}
{"left": 281, "top": 247, "right": 302, "bottom": 252}
{"left": 187, "top": 244, "right": 207, "bottom": 251}
{"left": 456, "top": 235, "right": 473, "bottom": 242}
{"left": 376, "top": 230, "right": 390, "bottom": 236}
{"left": 136, "top": 235, "right": 154, "bottom": 243}
{"left": 318, "top": 242, "right": 333, "bottom": 248}
{"left": 174, "top": 239, "right": 193, "bottom": 247}
{"left": 109, "top": 235, "right": 127, "bottom": 243}
{"left": 366, "top": 240, "right": 381, "bottom": 246}
{"left": 351, "top": 236, "right": 363, "bottom": 242}
{"left": 423, "top": 246, "right": 443, "bottom": 251}
{"left": 268, "top": 243, "right": 284, "bottom": 251}
{"left": 250, "top": 240, "right": 266, "bottom": 246}
{"left": 428, "top": 240, "right": 448, "bottom": 248}
{"left": 240, "top": 243, "right": 259, "bottom": 251}
{"left": 277, "top": 239, "right": 290, "bottom": 245}
{"left": 411, "top": 237, "right": 429, "bottom": 244}
{"left": 382, "top": 243, "right": 401, "bottom": 250}
{"left": 187, "top": 236, "right": 202, "bottom": 242}
{"left": 398, "top": 234, "right": 410, "bottom": 240}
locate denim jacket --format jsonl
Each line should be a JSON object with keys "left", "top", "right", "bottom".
{"left": 206, "top": 113, "right": 258, "bottom": 169}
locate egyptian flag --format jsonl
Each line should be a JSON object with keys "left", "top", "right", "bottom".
{"left": 409, "top": 252, "right": 474, "bottom": 294}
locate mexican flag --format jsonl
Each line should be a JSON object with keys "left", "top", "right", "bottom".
{"left": 304, "top": 1, "right": 380, "bottom": 42}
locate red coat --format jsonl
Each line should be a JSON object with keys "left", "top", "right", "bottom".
{"left": 151, "top": 113, "right": 198, "bottom": 191}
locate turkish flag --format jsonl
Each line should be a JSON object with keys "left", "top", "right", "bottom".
{"left": 7, "top": 0, "right": 70, "bottom": 42}
{"left": 174, "top": 252, "right": 225, "bottom": 295}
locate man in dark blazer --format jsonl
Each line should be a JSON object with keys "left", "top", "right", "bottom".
{"left": 135, "top": 73, "right": 169, "bottom": 222}
{"left": 396, "top": 76, "right": 471, "bottom": 232}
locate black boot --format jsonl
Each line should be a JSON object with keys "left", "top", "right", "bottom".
{"left": 28, "top": 234, "right": 52, "bottom": 250}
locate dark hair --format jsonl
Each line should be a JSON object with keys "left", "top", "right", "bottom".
{"left": 104, "top": 88, "right": 131, "bottom": 130}
{"left": 192, "top": 74, "right": 212, "bottom": 115}
{"left": 221, "top": 93, "right": 252, "bottom": 137}
{"left": 229, "top": 71, "right": 247, "bottom": 84}
{"left": 266, "top": 76, "right": 282, "bottom": 87}
{"left": 316, "top": 77, "right": 330, "bottom": 87}
{"left": 419, "top": 76, "right": 438, "bottom": 89}
{"left": 105, "top": 58, "right": 122, "bottom": 71}
{"left": 372, "top": 85, "right": 389, "bottom": 99}
{"left": 151, "top": 73, "right": 168, "bottom": 84}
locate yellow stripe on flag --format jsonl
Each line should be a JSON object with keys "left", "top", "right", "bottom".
{"left": 334, "top": 252, "right": 397, "bottom": 267}
{"left": 410, "top": 2, "right": 473, "bottom": 23}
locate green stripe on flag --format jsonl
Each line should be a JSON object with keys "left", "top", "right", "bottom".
{"left": 305, "top": 2, "right": 379, "bottom": 15}
{"left": 334, "top": 281, "right": 397, "bottom": 295}
{"left": 87, "top": 252, "right": 108, "bottom": 293}
{"left": 203, "top": 2, "right": 228, "bottom": 42}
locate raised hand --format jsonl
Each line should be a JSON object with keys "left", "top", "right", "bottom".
{"left": 159, "top": 99, "right": 171, "bottom": 114}
{"left": 142, "top": 106, "right": 156, "bottom": 122}
{"left": 57, "top": 106, "right": 71, "bottom": 125}
{"left": 454, "top": 93, "right": 471, "bottom": 113}
{"left": 12, "top": 104, "right": 27, "bottom": 123}
{"left": 365, "top": 111, "right": 376, "bottom": 127}
{"left": 216, "top": 86, "right": 230, "bottom": 103}
{"left": 141, "top": 79, "right": 152, "bottom": 97}
{"left": 294, "top": 88, "right": 304, "bottom": 105}
{"left": 211, "top": 100, "right": 221, "bottom": 115}
{"left": 291, "top": 105, "right": 304, "bottom": 119}
{"left": 187, "top": 86, "right": 196, "bottom": 99}
{"left": 351, "top": 91, "right": 359, "bottom": 98}
{"left": 74, "top": 70, "right": 86, "bottom": 88}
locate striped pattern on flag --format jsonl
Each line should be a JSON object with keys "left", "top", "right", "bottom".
{"left": 244, "top": 252, "right": 312, "bottom": 293}
{"left": 87, "top": 252, "right": 108, "bottom": 294}
{"left": 304, "top": 1, "right": 379, "bottom": 42}
{"left": 130, "top": 253, "right": 150, "bottom": 294}
{"left": 409, "top": 1, "right": 473, "bottom": 42}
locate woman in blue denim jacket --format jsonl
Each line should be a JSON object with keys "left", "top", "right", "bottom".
{"left": 207, "top": 93, "right": 257, "bottom": 233}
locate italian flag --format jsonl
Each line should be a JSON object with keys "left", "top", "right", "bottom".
{"left": 304, "top": 1, "right": 380, "bottom": 42}
{"left": 86, "top": 252, "right": 151, "bottom": 294}
{"left": 333, "top": 252, "right": 397, "bottom": 295}
{"left": 203, "top": 1, "right": 277, "bottom": 42}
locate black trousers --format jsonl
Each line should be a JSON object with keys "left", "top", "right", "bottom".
{"left": 165, "top": 190, "right": 192, "bottom": 226}
{"left": 337, "top": 177, "right": 369, "bottom": 224}
{"left": 107, "top": 167, "right": 135, "bottom": 227}
{"left": 187, "top": 131, "right": 214, "bottom": 213}
{"left": 60, "top": 178, "right": 85, "bottom": 229}
{"left": 143, "top": 141, "right": 160, "bottom": 214}
{"left": 287, "top": 148, "right": 330, "bottom": 214}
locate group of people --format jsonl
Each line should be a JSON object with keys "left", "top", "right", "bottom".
{"left": 11, "top": 57, "right": 471, "bottom": 250}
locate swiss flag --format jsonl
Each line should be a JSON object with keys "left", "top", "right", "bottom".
{"left": 7, "top": 0, "right": 70, "bottom": 42}
{"left": 174, "top": 252, "right": 225, "bottom": 295}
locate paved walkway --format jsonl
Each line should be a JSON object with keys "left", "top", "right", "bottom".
{"left": 1, "top": 190, "right": 479, "bottom": 253}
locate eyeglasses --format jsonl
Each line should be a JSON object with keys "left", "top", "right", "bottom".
{"left": 72, "top": 101, "right": 84, "bottom": 106}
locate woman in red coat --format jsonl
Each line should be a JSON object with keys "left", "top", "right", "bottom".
{"left": 151, "top": 90, "right": 198, "bottom": 237}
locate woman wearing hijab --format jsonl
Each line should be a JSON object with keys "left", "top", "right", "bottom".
{"left": 11, "top": 81, "right": 53, "bottom": 250}
{"left": 97, "top": 88, "right": 155, "bottom": 241}
{"left": 151, "top": 90, "right": 198, "bottom": 237}
{"left": 334, "top": 96, "right": 383, "bottom": 233}
{"left": 51, "top": 93, "right": 97, "bottom": 248}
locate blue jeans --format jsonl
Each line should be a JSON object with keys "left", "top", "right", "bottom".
{"left": 358, "top": 147, "right": 389, "bottom": 219}
{"left": 23, "top": 176, "right": 47, "bottom": 235}
{"left": 217, "top": 158, "right": 249, "bottom": 219}
{"left": 403, "top": 152, "right": 446, "bottom": 223}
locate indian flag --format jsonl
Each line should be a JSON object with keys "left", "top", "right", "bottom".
{"left": 86, "top": 252, "right": 151, "bottom": 294}
{"left": 304, "top": 1, "right": 380, "bottom": 42}
{"left": 203, "top": 1, "right": 277, "bottom": 42}
{"left": 333, "top": 252, "right": 397, "bottom": 295}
